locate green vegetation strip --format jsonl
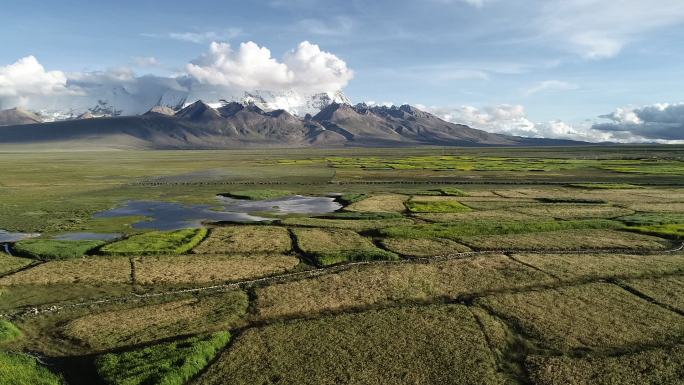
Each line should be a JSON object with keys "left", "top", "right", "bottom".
{"left": 405, "top": 199, "right": 471, "bottom": 213}
{"left": 197, "top": 305, "right": 504, "bottom": 385}
{"left": 379, "top": 219, "right": 622, "bottom": 240}
{"left": 101, "top": 228, "right": 207, "bottom": 256}
{"left": 222, "top": 189, "right": 292, "bottom": 200}
{"left": 0, "top": 319, "right": 22, "bottom": 343}
{"left": 13, "top": 240, "right": 105, "bottom": 260}
{"left": 0, "top": 351, "right": 64, "bottom": 385}
{"left": 568, "top": 183, "right": 643, "bottom": 189}
{"left": 96, "top": 332, "right": 230, "bottom": 385}
{"left": 627, "top": 224, "right": 684, "bottom": 239}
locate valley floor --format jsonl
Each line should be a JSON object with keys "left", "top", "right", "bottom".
{"left": 0, "top": 145, "right": 683, "bottom": 385}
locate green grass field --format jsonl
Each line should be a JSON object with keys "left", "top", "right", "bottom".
{"left": 0, "top": 146, "right": 683, "bottom": 383}
{"left": 100, "top": 228, "right": 207, "bottom": 255}
{"left": 96, "top": 332, "right": 230, "bottom": 385}
{"left": 13, "top": 239, "right": 105, "bottom": 260}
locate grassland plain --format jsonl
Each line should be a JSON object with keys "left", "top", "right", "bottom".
{"left": 12, "top": 239, "right": 105, "bottom": 260}
{"left": 197, "top": 305, "right": 505, "bottom": 385}
{"left": 477, "top": 282, "right": 684, "bottom": 351}
{"left": 62, "top": 290, "right": 247, "bottom": 350}
{"left": 192, "top": 226, "right": 292, "bottom": 254}
{"left": 256, "top": 255, "right": 555, "bottom": 319}
{"left": 133, "top": 253, "right": 300, "bottom": 285}
{"left": 292, "top": 228, "right": 398, "bottom": 265}
{"left": 512, "top": 253, "right": 684, "bottom": 280}
{"left": 0, "top": 147, "right": 683, "bottom": 383}
{"left": 379, "top": 237, "right": 471, "bottom": 257}
{"left": 624, "top": 275, "right": 684, "bottom": 312}
{"left": 526, "top": 345, "right": 684, "bottom": 385}
{"left": 0, "top": 351, "right": 64, "bottom": 385}
{"left": 96, "top": 332, "right": 230, "bottom": 385}
{"left": 100, "top": 228, "right": 207, "bottom": 255}
{"left": 458, "top": 229, "right": 669, "bottom": 251}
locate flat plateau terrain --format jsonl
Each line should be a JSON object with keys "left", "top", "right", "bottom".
{"left": 0, "top": 145, "right": 683, "bottom": 385}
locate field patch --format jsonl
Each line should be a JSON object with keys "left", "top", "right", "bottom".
{"left": 625, "top": 275, "right": 684, "bottom": 312}
{"left": 0, "top": 256, "right": 131, "bottom": 285}
{"left": 569, "top": 183, "right": 643, "bottom": 189}
{"left": 0, "top": 252, "right": 33, "bottom": 275}
{"left": 526, "top": 345, "right": 684, "bottom": 385}
{"left": 96, "top": 332, "right": 230, "bottom": 385}
{"left": 13, "top": 239, "right": 105, "bottom": 260}
{"left": 415, "top": 210, "right": 542, "bottom": 223}
{"left": 509, "top": 204, "right": 633, "bottom": 219}
{"left": 380, "top": 237, "right": 471, "bottom": 257}
{"left": 100, "top": 228, "right": 207, "bottom": 256}
{"left": 134, "top": 254, "right": 299, "bottom": 285}
{"left": 405, "top": 196, "right": 472, "bottom": 213}
{"left": 63, "top": 290, "right": 247, "bottom": 350}
{"left": 460, "top": 229, "right": 669, "bottom": 251}
{"left": 281, "top": 216, "right": 413, "bottom": 231}
{"left": 379, "top": 219, "right": 622, "bottom": 240}
{"left": 628, "top": 202, "right": 684, "bottom": 213}
{"left": 257, "top": 255, "right": 554, "bottom": 319}
{"left": 513, "top": 252, "right": 684, "bottom": 280}
{"left": 478, "top": 282, "right": 684, "bottom": 351}
{"left": 0, "top": 351, "right": 64, "bottom": 385}
{"left": 345, "top": 194, "right": 408, "bottom": 213}
{"left": 197, "top": 305, "right": 503, "bottom": 385}
{"left": 292, "top": 228, "right": 398, "bottom": 266}
{"left": 193, "top": 226, "right": 291, "bottom": 254}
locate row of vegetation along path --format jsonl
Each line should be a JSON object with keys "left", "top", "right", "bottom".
{"left": 5, "top": 242, "right": 683, "bottom": 319}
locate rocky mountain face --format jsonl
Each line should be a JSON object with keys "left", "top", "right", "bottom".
{"left": 0, "top": 101, "right": 582, "bottom": 149}
{"left": 0, "top": 108, "right": 43, "bottom": 126}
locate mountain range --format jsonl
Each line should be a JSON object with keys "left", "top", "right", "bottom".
{"left": 0, "top": 101, "right": 582, "bottom": 149}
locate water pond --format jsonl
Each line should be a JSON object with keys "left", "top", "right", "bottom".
{"left": 94, "top": 195, "right": 341, "bottom": 231}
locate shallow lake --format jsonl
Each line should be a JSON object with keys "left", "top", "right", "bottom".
{"left": 94, "top": 195, "right": 341, "bottom": 231}
{"left": 0, "top": 230, "right": 40, "bottom": 243}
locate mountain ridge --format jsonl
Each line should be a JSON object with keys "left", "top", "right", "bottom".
{"left": 0, "top": 101, "right": 586, "bottom": 149}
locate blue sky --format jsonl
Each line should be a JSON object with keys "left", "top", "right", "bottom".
{"left": 2, "top": 0, "right": 684, "bottom": 142}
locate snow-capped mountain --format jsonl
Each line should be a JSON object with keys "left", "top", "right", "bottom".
{"left": 26, "top": 78, "right": 351, "bottom": 120}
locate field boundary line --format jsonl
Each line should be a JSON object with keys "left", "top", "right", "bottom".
{"left": 4, "top": 245, "right": 683, "bottom": 318}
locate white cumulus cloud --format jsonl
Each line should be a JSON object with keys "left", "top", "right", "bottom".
{"left": 419, "top": 104, "right": 612, "bottom": 142}
{"left": 186, "top": 40, "right": 353, "bottom": 94}
{"left": 593, "top": 103, "right": 684, "bottom": 141}
{"left": 0, "top": 56, "right": 72, "bottom": 107}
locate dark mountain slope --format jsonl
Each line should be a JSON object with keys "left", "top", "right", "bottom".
{"left": 0, "top": 102, "right": 586, "bottom": 149}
